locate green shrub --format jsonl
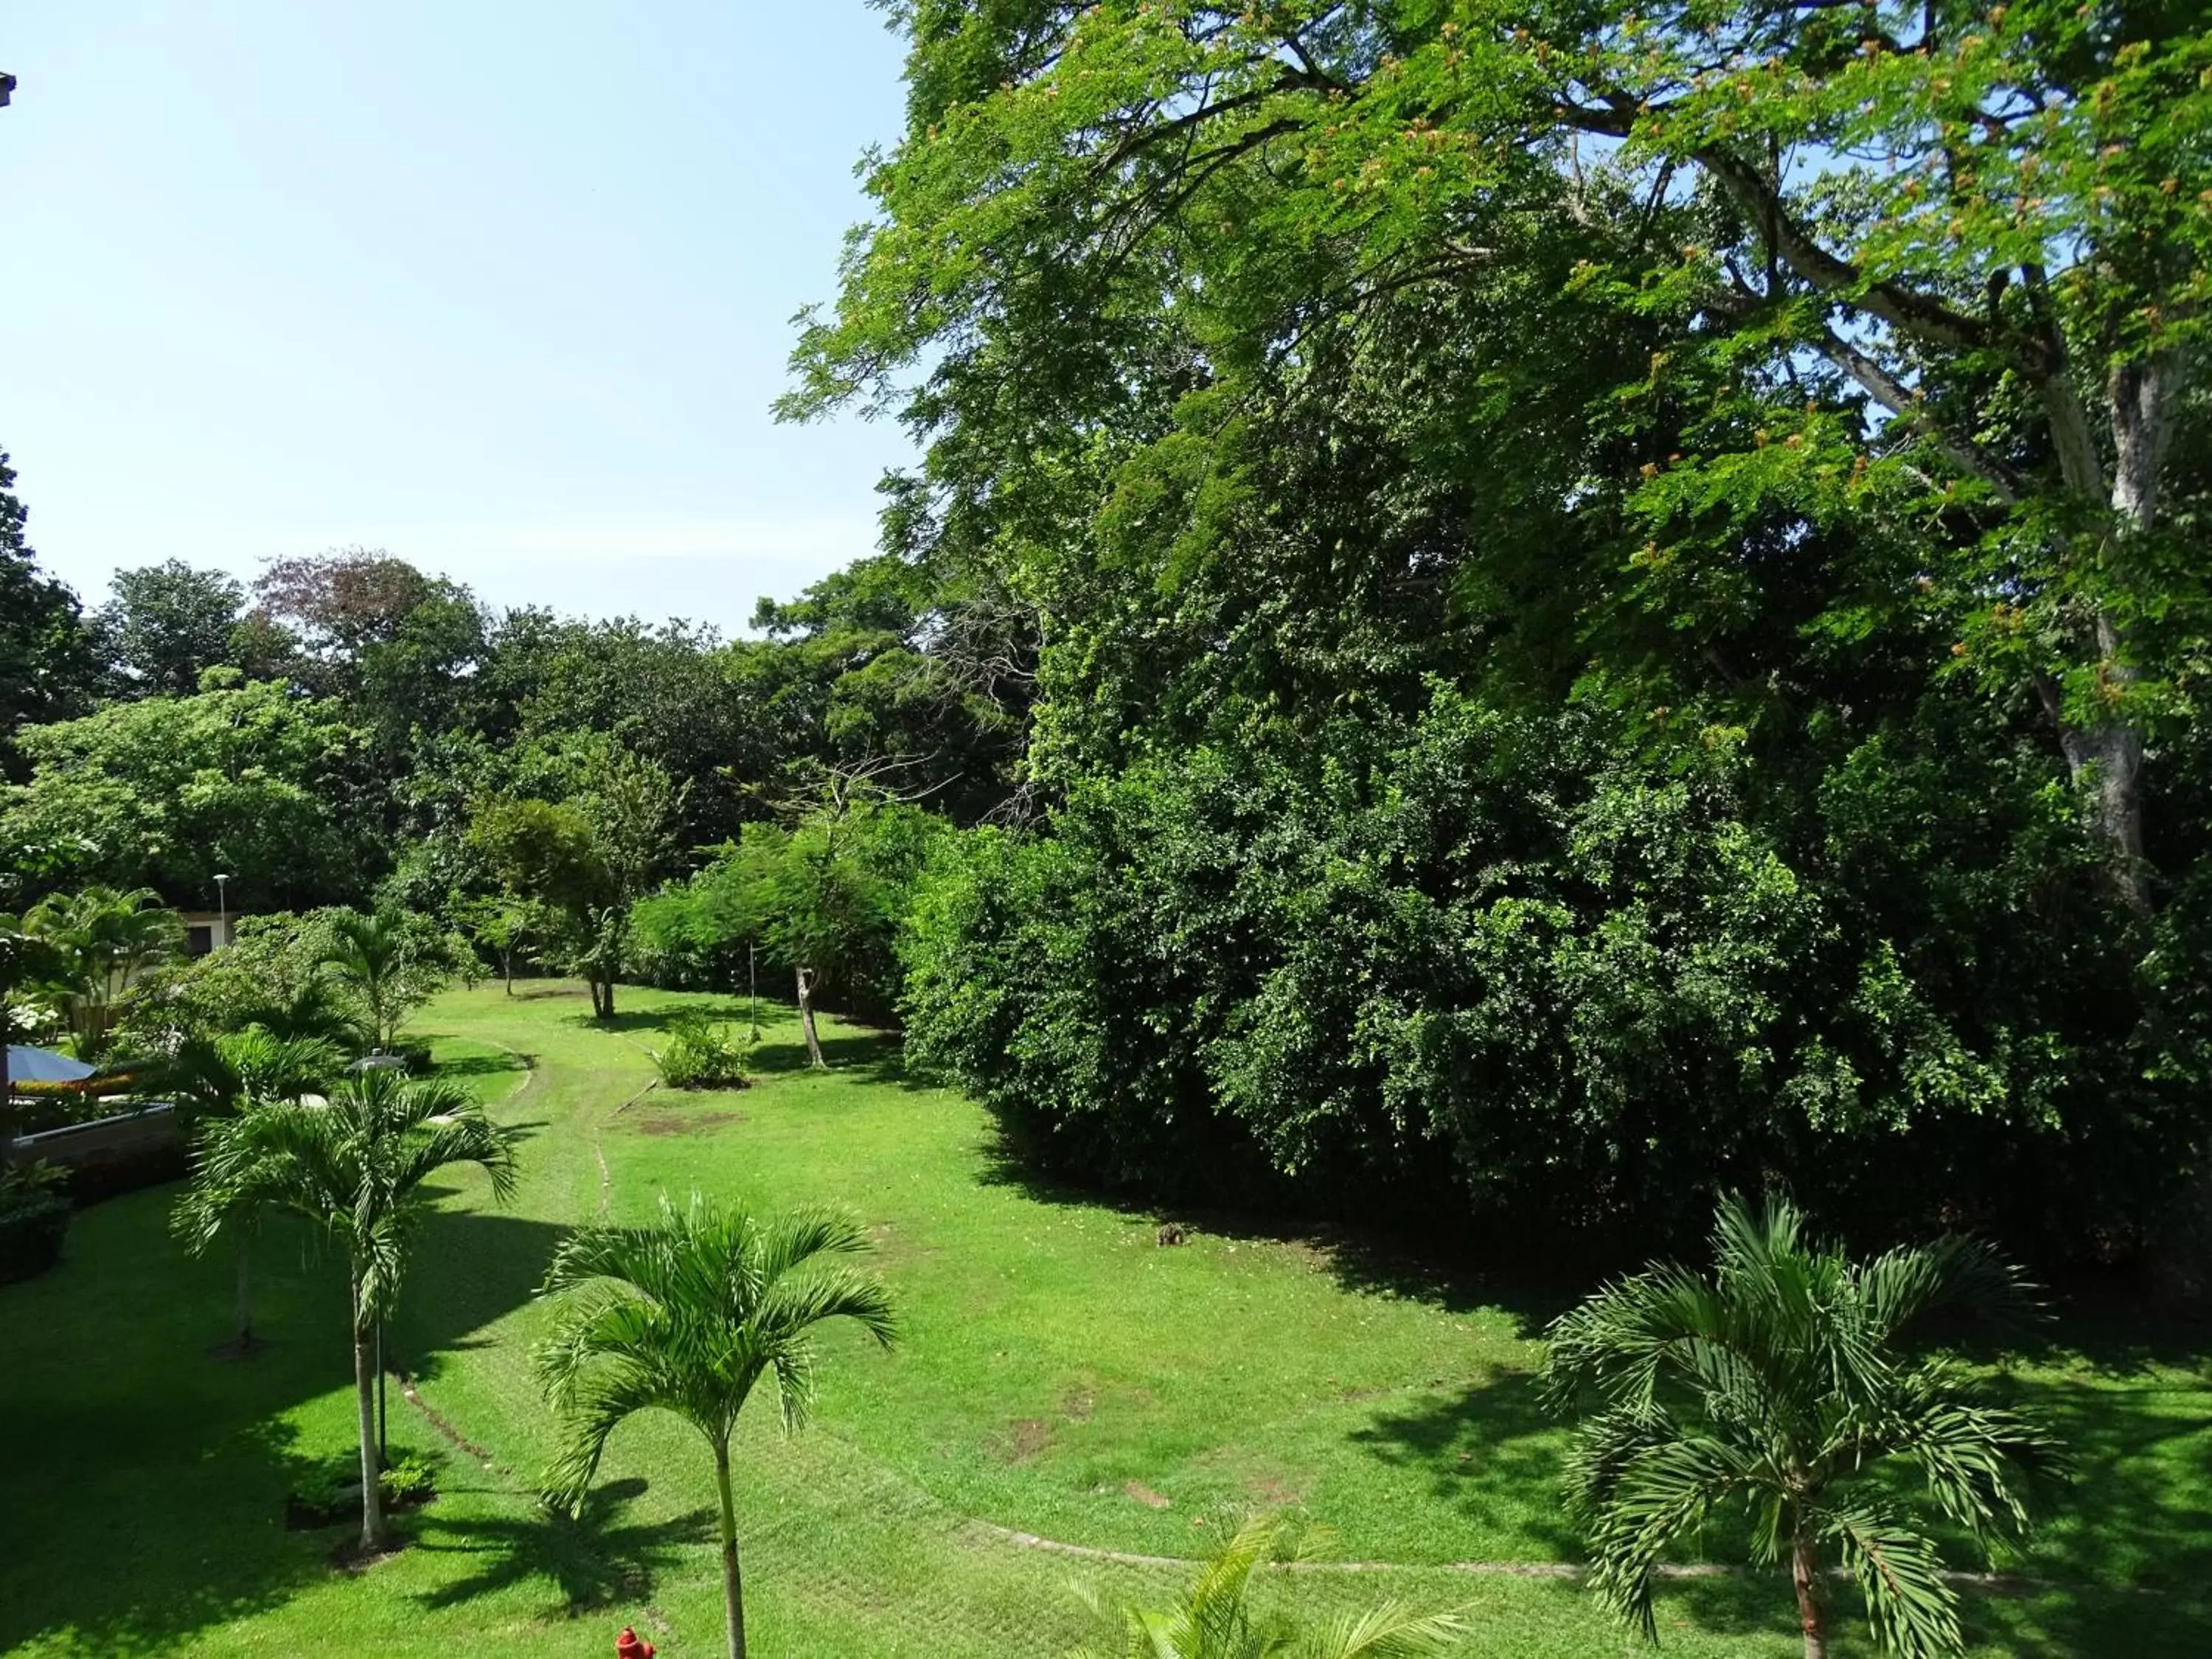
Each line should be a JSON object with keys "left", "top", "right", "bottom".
{"left": 285, "top": 1450, "right": 442, "bottom": 1528}
{"left": 0, "top": 1161, "right": 72, "bottom": 1284}
{"left": 651, "top": 1015, "right": 751, "bottom": 1090}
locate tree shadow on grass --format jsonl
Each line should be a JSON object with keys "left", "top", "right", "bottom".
{"left": 426, "top": 1048, "right": 536, "bottom": 1082}
{"left": 1345, "top": 1366, "right": 1582, "bottom": 1559}
{"left": 973, "top": 1141, "right": 1574, "bottom": 1329}
{"left": 387, "top": 1201, "right": 568, "bottom": 1385}
{"left": 0, "top": 1188, "right": 570, "bottom": 1655}
{"left": 412, "top": 1477, "right": 716, "bottom": 1618}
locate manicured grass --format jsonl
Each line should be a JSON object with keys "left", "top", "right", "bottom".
{"left": 3, "top": 983, "right": 2207, "bottom": 1655}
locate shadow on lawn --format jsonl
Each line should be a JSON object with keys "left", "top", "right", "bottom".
{"left": 0, "top": 1190, "right": 571, "bottom": 1655}
{"left": 413, "top": 1477, "right": 716, "bottom": 1618}
{"left": 1347, "top": 1366, "right": 1581, "bottom": 1558}
{"left": 975, "top": 1144, "right": 1575, "bottom": 1332}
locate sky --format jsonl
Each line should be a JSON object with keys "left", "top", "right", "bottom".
{"left": 1, "top": 1, "right": 919, "bottom": 633}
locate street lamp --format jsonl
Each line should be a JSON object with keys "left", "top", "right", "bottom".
{"left": 213, "top": 873, "right": 230, "bottom": 949}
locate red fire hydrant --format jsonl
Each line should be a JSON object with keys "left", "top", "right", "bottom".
{"left": 615, "top": 1627, "right": 655, "bottom": 1659}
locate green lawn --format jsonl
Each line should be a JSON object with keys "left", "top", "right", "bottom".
{"left": 3, "top": 983, "right": 2207, "bottom": 1656}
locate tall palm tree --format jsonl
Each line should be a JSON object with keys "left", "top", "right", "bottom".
{"left": 1068, "top": 1512, "right": 1469, "bottom": 1658}
{"left": 1543, "top": 1194, "right": 2065, "bottom": 1659}
{"left": 184, "top": 1068, "right": 520, "bottom": 1551}
{"left": 170, "top": 1030, "right": 344, "bottom": 1352}
{"left": 23, "top": 886, "right": 179, "bottom": 1054}
{"left": 534, "top": 1194, "right": 898, "bottom": 1659}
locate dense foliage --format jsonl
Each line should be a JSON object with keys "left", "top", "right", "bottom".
{"left": 786, "top": 0, "right": 2212, "bottom": 1262}
{"left": 7, "top": 0, "right": 2211, "bottom": 1267}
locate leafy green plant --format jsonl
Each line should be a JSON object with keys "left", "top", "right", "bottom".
{"left": 1543, "top": 1194, "right": 2065, "bottom": 1659}
{"left": 650, "top": 1015, "right": 751, "bottom": 1091}
{"left": 288, "top": 1450, "right": 441, "bottom": 1528}
{"left": 1068, "top": 1512, "right": 1467, "bottom": 1658}
{"left": 0, "top": 1159, "right": 72, "bottom": 1284}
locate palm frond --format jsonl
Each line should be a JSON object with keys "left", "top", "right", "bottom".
{"left": 1296, "top": 1600, "right": 1470, "bottom": 1658}
{"left": 1820, "top": 1500, "right": 1962, "bottom": 1659}
{"left": 1855, "top": 1234, "right": 2043, "bottom": 1343}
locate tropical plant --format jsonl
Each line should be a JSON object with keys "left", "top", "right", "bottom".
{"left": 183, "top": 1068, "right": 519, "bottom": 1551}
{"left": 1543, "top": 1194, "right": 2065, "bottom": 1659}
{"left": 318, "top": 908, "right": 445, "bottom": 1054}
{"left": 535, "top": 1194, "right": 898, "bottom": 1659}
{"left": 22, "top": 885, "right": 180, "bottom": 1055}
{"left": 1068, "top": 1511, "right": 1467, "bottom": 1659}
{"left": 169, "top": 1029, "right": 343, "bottom": 1351}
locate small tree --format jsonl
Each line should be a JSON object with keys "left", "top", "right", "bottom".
{"left": 169, "top": 1029, "right": 343, "bottom": 1352}
{"left": 319, "top": 908, "right": 454, "bottom": 1054}
{"left": 453, "top": 893, "right": 547, "bottom": 995}
{"left": 1068, "top": 1511, "right": 1468, "bottom": 1658}
{"left": 535, "top": 1194, "right": 897, "bottom": 1659}
{"left": 185, "top": 1068, "right": 519, "bottom": 1551}
{"left": 470, "top": 742, "right": 678, "bottom": 1020}
{"left": 1543, "top": 1194, "right": 2065, "bottom": 1659}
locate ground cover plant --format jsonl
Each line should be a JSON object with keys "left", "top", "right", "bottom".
{"left": 0, "top": 984, "right": 2205, "bottom": 1657}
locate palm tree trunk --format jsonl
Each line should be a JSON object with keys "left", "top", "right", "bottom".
{"left": 233, "top": 1236, "right": 256, "bottom": 1351}
{"left": 352, "top": 1284, "right": 386, "bottom": 1554}
{"left": 1791, "top": 1531, "right": 1826, "bottom": 1659}
{"left": 796, "top": 967, "right": 825, "bottom": 1069}
{"left": 713, "top": 1438, "right": 747, "bottom": 1659}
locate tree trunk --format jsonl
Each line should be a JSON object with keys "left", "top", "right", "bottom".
{"left": 501, "top": 949, "right": 514, "bottom": 995}
{"left": 599, "top": 975, "right": 616, "bottom": 1020}
{"left": 352, "top": 1285, "right": 386, "bottom": 1554}
{"left": 1791, "top": 1531, "right": 1826, "bottom": 1659}
{"left": 796, "top": 966, "right": 826, "bottom": 1069}
{"left": 233, "top": 1236, "right": 257, "bottom": 1352}
{"left": 713, "top": 1439, "right": 747, "bottom": 1659}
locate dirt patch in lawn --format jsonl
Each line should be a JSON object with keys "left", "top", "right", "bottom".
{"left": 630, "top": 1110, "right": 746, "bottom": 1137}
{"left": 990, "top": 1418, "right": 1056, "bottom": 1462}
{"left": 1123, "top": 1481, "right": 1173, "bottom": 1510}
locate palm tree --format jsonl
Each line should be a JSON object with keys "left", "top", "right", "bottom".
{"left": 1069, "top": 1512, "right": 1468, "bottom": 1658}
{"left": 23, "top": 886, "right": 180, "bottom": 1055}
{"left": 319, "top": 908, "right": 414, "bottom": 1054}
{"left": 534, "top": 1194, "right": 898, "bottom": 1659}
{"left": 170, "top": 1030, "right": 344, "bottom": 1352}
{"left": 1542, "top": 1194, "right": 2065, "bottom": 1659}
{"left": 184, "top": 1068, "right": 520, "bottom": 1551}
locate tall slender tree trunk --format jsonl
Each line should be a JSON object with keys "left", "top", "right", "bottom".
{"left": 795, "top": 966, "right": 825, "bottom": 1069}
{"left": 352, "top": 1284, "right": 386, "bottom": 1554}
{"left": 233, "top": 1236, "right": 257, "bottom": 1351}
{"left": 713, "top": 1439, "right": 747, "bottom": 1659}
{"left": 501, "top": 950, "right": 514, "bottom": 995}
{"left": 1790, "top": 1531, "right": 1826, "bottom": 1659}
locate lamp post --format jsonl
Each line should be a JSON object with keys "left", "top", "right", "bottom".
{"left": 213, "top": 873, "right": 231, "bottom": 950}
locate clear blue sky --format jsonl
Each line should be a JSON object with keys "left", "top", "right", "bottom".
{"left": 1, "top": 1, "right": 917, "bottom": 633}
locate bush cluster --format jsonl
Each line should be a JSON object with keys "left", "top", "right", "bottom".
{"left": 651, "top": 1015, "right": 752, "bottom": 1091}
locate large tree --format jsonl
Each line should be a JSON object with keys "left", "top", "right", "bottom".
{"left": 0, "top": 677, "right": 377, "bottom": 911}
{"left": 790, "top": 0, "right": 2212, "bottom": 1258}
{"left": 0, "top": 450, "right": 97, "bottom": 776}
{"left": 90, "top": 559, "right": 247, "bottom": 698}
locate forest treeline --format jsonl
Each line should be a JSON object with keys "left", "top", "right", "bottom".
{"left": 9, "top": 0, "right": 2211, "bottom": 1269}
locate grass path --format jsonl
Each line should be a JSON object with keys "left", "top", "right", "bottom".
{"left": 3, "top": 983, "right": 2208, "bottom": 1656}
